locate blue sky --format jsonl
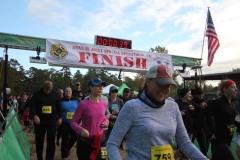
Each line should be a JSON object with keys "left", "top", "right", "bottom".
{"left": 1, "top": 0, "right": 240, "bottom": 83}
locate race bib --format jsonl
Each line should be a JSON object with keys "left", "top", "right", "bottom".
{"left": 227, "top": 124, "right": 235, "bottom": 136}
{"left": 66, "top": 112, "right": 74, "bottom": 119}
{"left": 42, "top": 106, "right": 52, "bottom": 114}
{"left": 100, "top": 147, "right": 107, "bottom": 159}
{"left": 151, "top": 144, "right": 173, "bottom": 160}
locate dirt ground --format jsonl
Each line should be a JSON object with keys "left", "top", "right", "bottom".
{"left": 26, "top": 130, "right": 77, "bottom": 160}
{"left": 25, "top": 129, "right": 126, "bottom": 160}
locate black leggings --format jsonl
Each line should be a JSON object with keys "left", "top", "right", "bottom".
{"left": 192, "top": 128, "right": 208, "bottom": 156}
{"left": 211, "top": 143, "right": 235, "bottom": 160}
{"left": 61, "top": 122, "right": 77, "bottom": 158}
{"left": 34, "top": 122, "right": 57, "bottom": 160}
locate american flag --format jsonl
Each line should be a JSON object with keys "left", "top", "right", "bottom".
{"left": 205, "top": 9, "right": 220, "bottom": 66}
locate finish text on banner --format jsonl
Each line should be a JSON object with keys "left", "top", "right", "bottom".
{"left": 46, "top": 39, "right": 173, "bottom": 73}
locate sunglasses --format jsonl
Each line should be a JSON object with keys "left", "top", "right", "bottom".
{"left": 111, "top": 90, "right": 118, "bottom": 93}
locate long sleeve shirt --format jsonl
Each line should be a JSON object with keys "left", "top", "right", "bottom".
{"left": 60, "top": 97, "right": 79, "bottom": 123}
{"left": 175, "top": 99, "right": 195, "bottom": 133}
{"left": 70, "top": 99, "right": 109, "bottom": 137}
{"left": 107, "top": 91, "right": 207, "bottom": 160}
{"left": 206, "top": 96, "right": 237, "bottom": 145}
{"left": 29, "top": 89, "right": 61, "bottom": 123}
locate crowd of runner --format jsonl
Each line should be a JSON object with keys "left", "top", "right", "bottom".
{"left": 0, "top": 64, "right": 240, "bottom": 160}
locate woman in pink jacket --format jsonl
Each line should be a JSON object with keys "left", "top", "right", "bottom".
{"left": 70, "top": 77, "right": 109, "bottom": 160}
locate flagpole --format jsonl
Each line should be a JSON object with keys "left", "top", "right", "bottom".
{"left": 200, "top": 25, "right": 206, "bottom": 60}
{"left": 200, "top": 7, "right": 210, "bottom": 61}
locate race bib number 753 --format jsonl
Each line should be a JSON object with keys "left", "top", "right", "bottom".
{"left": 151, "top": 144, "right": 173, "bottom": 160}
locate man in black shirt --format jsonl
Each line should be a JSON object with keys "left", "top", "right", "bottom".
{"left": 72, "top": 81, "right": 83, "bottom": 100}
{"left": 119, "top": 88, "right": 131, "bottom": 104}
{"left": 30, "top": 81, "right": 62, "bottom": 160}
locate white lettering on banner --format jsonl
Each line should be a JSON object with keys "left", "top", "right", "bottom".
{"left": 46, "top": 39, "right": 174, "bottom": 72}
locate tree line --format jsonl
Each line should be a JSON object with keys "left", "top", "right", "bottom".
{"left": 0, "top": 45, "right": 225, "bottom": 97}
{"left": 0, "top": 58, "right": 148, "bottom": 96}
{"left": 0, "top": 58, "right": 221, "bottom": 98}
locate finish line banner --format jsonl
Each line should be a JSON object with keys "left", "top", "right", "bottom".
{"left": 46, "top": 39, "right": 173, "bottom": 73}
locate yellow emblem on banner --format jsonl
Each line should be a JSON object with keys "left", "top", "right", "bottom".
{"left": 151, "top": 144, "right": 173, "bottom": 160}
{"left": 42, "top": 106, "right": 52, "bottom": 114}
{"left": 50, "top": 44, "right": 68, "bottom": 59}
{"left": 66, "top": 112, "right": 74, "bottom": 119}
